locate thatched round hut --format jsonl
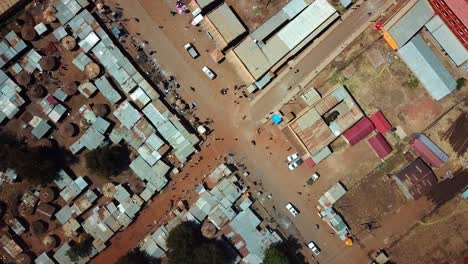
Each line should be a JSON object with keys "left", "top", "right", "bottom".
{"left": 43, "top": 6, "right": 57, "bottom": 23}
{"left": 16, "top": 253, "right": 32, "bottom": 264}
{"left": 102, "top": 182, "right": 116, "bottom": 198}
{"left": 85, "top": 62, "right": 100, "bottom": 79}
{"left": 16, "top": 71, "right": 31, "bottom": 86}
{"left": 31, "top": 220, "right": 48, "bottom": 235}
{"left": 27, "top": 84, "right": 45, "bottom": 98}
{"left": 61, "top": 36, "right": 76, "bottom": 51}
{"left": 59, "top": 123, "right": 77, "bottom": 138}
{"left": 201, "top": 220, "right": 217, "bottom": 239}
{"left": 92, "top": 104, "right": 109, "bottom": 117}
{"left": 39, "top": 187, "right": 55, "bottom": 203}
{"left": 42, "top": 235, "right": 59, "bottom": 249}
{"left": 39, "top": 56, "right": 56, "bottom": 71}
{"left": 21, "top": 26, "right": 36, "bottom": 41}
{"left": 63, "top": 81, "right": 77, "bottom": 95}
{"left": 18, "top": 203, "right": 34, "bottom": 217}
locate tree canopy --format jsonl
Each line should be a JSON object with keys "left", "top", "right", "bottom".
{"left": 0, "top": 131, "right": 73, "bottom": 184}
{"left": 117, "top": 249, "right": 160, "bottom": 264}
{"left": 262, "top": 243, "right": 290, "bottom": 264}
{"left": 85, "top": 144, "right": 130, "bottom": 178}
{"left": 166, "top": 222, "right": 231, "bottom": 264}
{"left": 66, "top": 237, "right": 94, "bottom": 262}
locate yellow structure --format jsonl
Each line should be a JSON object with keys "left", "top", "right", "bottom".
{"left": 381, "top": 28, "right": 398, "bottom": 51}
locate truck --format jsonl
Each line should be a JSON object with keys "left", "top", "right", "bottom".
{"left": 184, "top": 43, "right": 199, "bottom": 59}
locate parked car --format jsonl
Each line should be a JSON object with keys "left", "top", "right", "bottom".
{"left": 184, "top": 43, "right": 199, "bottom": 58}
{"left": 306, "top": 172, "right": 320, "bottom": 185}
{"left": 307, "top": 241, "right": 321, "bottom": 255}
{"left": 285, "top": 203, "right": 300, "bottom": 217}
{"left": 288, "top": 158, "right": 303, "bottom": 170}
{"left": 202, "top": 66, "right": 216, "bottom": 79}
{"left": 287, "top": 153, "right": 299, "bottom": 162}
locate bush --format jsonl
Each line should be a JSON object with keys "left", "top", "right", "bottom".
{"left": 456, "top": 78, "right": 465, "bottom": 90}
{"left": 166, "top": 222, "right": 230, "bottom": 264}
{"left": 262, "top": 243, "right": 289, "bottom": 264}
{"left": 85, "top": 144, "right": 130, "bottom": 178}
{"left": 403, "top": 77, "right": 419, "bottom": 89}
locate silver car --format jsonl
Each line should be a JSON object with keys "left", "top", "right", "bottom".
{"left": 307, "top": 241, "right": 321, "bottom": 255}
{"left": 288, "top": 158, "right": 303, "bottom": 170}
{"left": 202, "top": 66, "right": 216, "bottom": 79}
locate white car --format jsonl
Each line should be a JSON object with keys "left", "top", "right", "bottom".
{"left": 307, "top": 241, "right": 321, "bottom": 255}
{"left": 285, "top": 203, "right": 300, "bottom": 217}
{"left": 306, "top": 172, "right": 320, "bottom": 185}
{"left": 184, "top": 43, "right": 199, "bottom": 58}
{"left": 287, "top": 153, "right": 299, "bottom": 162}
{"left": 288, "top": 158, "right": 303, "bottom": 170}
{"left": 202, "top": 66, "right": 216, "bottom": 79}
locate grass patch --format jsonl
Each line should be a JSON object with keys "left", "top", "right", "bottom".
{"left": 403, "top": 77, "right": 419, "bottom": 89}
{"left": 456, "top": 78, "right": 465, "bottom": 90}
{"left": 330, "top": 72, "right": 347, "bottom": 84}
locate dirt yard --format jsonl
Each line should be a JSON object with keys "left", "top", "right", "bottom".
{"left": 226, "top": 0, "right": 288, "bottom": 31}
{"left": 388, "top": 196, "right": 468, "bottom": 264}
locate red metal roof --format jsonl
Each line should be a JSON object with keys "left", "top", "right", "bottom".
{"left": 304, "top": 157, "right": 316, "bottom": 168}
{"left": 411, "top": 138, "right": 444, "bottom": 167}
{"left": 342, "top": 117, "right": 374, "bottom": 145}
{"left": 395, "top": 158, "right": 437, "bottom": 200}
{"left": 369, "top": 111, "right": 392, "bottom": 134}
{"left": 368, "top": 133, "right": 392, "bottom": 160}
{"left": 445, "top": 0, "right": 468, "bottom": 27}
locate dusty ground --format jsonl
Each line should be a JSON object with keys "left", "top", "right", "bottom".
{"left": 225, "top": 0, "right": 288, "bottom": 31}
{"left": 388, "top": 196, "right": 468, "bottom": 264}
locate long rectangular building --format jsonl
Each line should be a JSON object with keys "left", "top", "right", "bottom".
{"left": 231, "top": 0, "right": 338, "bottom": 81}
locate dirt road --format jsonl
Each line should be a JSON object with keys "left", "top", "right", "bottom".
{"left": 91, "top": 0, "right": 382, "bottom": 263}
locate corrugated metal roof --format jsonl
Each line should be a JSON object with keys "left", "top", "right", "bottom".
{"left": 445, "top": 0, "right": 468, "bottom": 27}
{"left": 411, "top": 133, "right": 448, "bottom": 167}
{"left": 398, "top": 35, "right": 456, "bottom": 101}
{"left": 394, "top": 158, "right": 437, "bottom": 200}
{"left": 277, "top": 0, "right": 336, "bottom": 49}
{"left": 369, "top": 111, "right": 392, "bottom": 134}
{"left": 207, "top": 3, "right": 246, "bottom": 45}
{"left": 368, "top": 133, "right": 392, "bottom": 160}
{"left": 387, "top": 0, "right": 434, "bottom": 47}
{"left": 94, "top": 76, "right": 123, "bottom": 104}
{"left": 340, "top": 0, "right": 352, "bottom": 8}
{"left": 425, "top": 15, "right": 468, "bottom": 66}
{"left": 342, "top": 117, "right": 374, "bottom": 145}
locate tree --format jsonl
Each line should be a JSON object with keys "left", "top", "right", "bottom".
{"left": 0, "top": 131, "right": 73, "bottom": 185}
{"left": 85, "top": 144, "right": 130, "bottom": 178}
{"left": 166, "top": 222, "right": 230, "bottom": 264}
{"left": 117, "top": 249, "right": 160, "bottom": 264}
{"left": 262, "top": 243, "right": 289, "bottom": 264}
{"left": 66, "top": 237, "right": 94, "bottom": 262}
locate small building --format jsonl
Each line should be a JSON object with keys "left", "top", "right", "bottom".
{"left": 78, "top": 82, "right": 98, "bottom": 98}
{"left": 34, "top": 22, "right": 48, "bottom": 36}
{"left": 394, "top": 158, "right": 438, "bottom": 200}
{"left": 411, "top": 133, "right": 448, "bottom": 167}
{"left": 369, "top": 111, "right": 392, "bottom": 134}
{"left": 318, "top": 182, "right": 347, "bottom": 208}
{"left": 59, "top": 176, "right": 88, "bottom": 203}
{"left": 368, "top": 133, "right": 392, "bottom": 160}
{"left": 398, "top": 35, "right": 456, "bottom": 101}
{"left": 36, "top": 203, "right": 56, "bottom": 219}
{"left": 30, "top": 117, "right": 52, "bottom": 139}
{"left": 425, "top": 15, "right": 468, "bottom": 66}
{"left": 204, "top": 3, "right": 246, "bottom": 50}
{"left": 114, "top": 101, "right": 142, "bottom": 129}
{"left": 319, "top": 207, "right": 350, "bottom": 240}
{"left": 94, "top": 76, "right": 122, "bottom": 104}
{"left": 35, "top": 252, "right": 55, "bottom": 264}
{"left": 342, "top": 117, "right": 375, "bottom": 145}
{"left": 0, "top": 234, "right": 23, "bottom": 258}
{"left": 0, "top": 31, "right": 27, "bottom": 67}
{"left": 382, "top": 0, "right": 434, "bottom": 49}
{"left": 53, "top": 88, "right": 69, "bottom": 102}
{"left": 129, "top": 156, "right": 169, "bottom": 191}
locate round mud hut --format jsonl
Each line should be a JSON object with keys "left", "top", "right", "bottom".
{"left": 21, "top": 26, "right": 36, "bottom": 41}
{"left": 39, "top": 56, "right": 56, "bottom": 71}
{"left": 43, "top": 6, "right": 57, "bottom": 23}
{"left": 92, "top": 104, "right": 109, "bottom": 117}
{"left": 39, "top": 187, "right": 55, "bottom": 203}
{"left": 59, "top": 123, "right": 77, "bottom": 138}
{"left": 27, "top": 84, "right": 46, "bottom": 99}
{"left": 16, "top": 71, "right": 31, "bottom": 86}
{"left": 31, "top": 220, "right": 48, "bottom": 235}
{"left": 42, "top": 235, "right": 59, "bottom": 249}
{"left": 63, "top": 81, "right": 78, "bottom": 96}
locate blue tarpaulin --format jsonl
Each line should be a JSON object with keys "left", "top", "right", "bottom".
{"left": 272, "top": 114, "right": 283, "bottom": 125}
{"left": 112, "top": 27, "right": 123, "bottom": 37}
